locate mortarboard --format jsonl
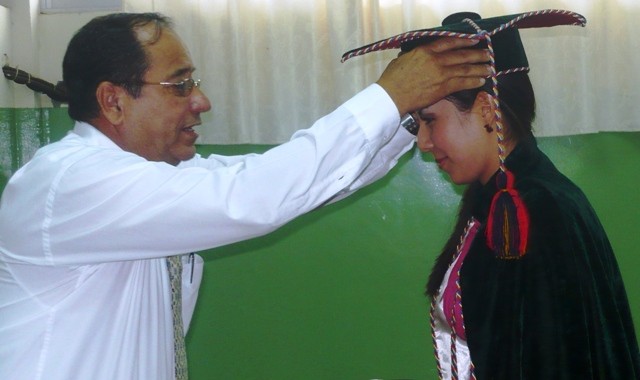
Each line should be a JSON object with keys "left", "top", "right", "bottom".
{"left": 341, "top": 9, "right": 586, "bottom": 71}
{"left": 342, "top": 10, "right": 587, "bottom": 259}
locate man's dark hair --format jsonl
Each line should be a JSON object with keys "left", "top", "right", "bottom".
{"left": 62, "top": 12, "right": 173, "bottom": 122}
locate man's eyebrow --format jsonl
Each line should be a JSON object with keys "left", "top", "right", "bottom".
{"left": 168, "top": 67, "right": 196, "bottom": 80}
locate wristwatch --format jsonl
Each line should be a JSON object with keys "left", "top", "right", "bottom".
{"left": 400, "top": 113, "right": 419, "bottom": 136}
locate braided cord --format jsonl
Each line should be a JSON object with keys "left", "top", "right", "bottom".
{"left": 455, "top": 233, "right": 476, "bottom": 380}
{"left": 490, "top": 9, "right": 586, "bottom": 36}
{"left": 430, "top": 299, "right": 444, "bottom": 379}
{"left": 431, "top": 218, "right": 479, "bottom": 379}
{"left": 451, "top": 330, "right": 459, "bottom": 379}
{"left": 461, "top": 18, "right": 507, "bottom": 172}
{"left": 450, "top": 216, "right": 478, "bottom": 379}
{"left": 447, "top": 218, "right": 470, "bottom": 380}
{"left": 341, "top": 30, "right": 478, "bottom": 62}
{"left": 341, "top": 9, "right": 586, "bottom": 63}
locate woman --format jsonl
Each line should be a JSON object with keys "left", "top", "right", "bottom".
{"left": 419, "top": 70, "right": 639, "bottom": 379}
{"left": 342, "top": 10, "right": 640, "bottom": 379}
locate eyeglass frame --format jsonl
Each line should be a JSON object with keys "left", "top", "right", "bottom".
{"left": 138, "top": 78, "right": 201, "bottom": 97}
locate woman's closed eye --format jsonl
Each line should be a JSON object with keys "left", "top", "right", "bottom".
{"left": 417, "top": 112, "right": 435, "bottom": 126}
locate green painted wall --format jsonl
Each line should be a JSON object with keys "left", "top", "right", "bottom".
{"left": 1, "top": 109, "right": 639, "bottom": 379}
{"left": 0, "top": 107, "right": 71, "bottom": 190}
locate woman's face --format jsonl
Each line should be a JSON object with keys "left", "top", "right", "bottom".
{"left": 415, "top": 96, "right": 500, "bottom": 185}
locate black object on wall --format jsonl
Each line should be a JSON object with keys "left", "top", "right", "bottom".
{"left": 2, "top": 64, "right": 68, "bottom": 103}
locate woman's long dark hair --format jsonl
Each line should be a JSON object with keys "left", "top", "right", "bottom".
{"left": 425, "top": 72, "right": 537, "bottom": 297}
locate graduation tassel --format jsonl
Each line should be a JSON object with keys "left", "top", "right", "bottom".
{"left": 477, "top": 29, "right": 530, "bottom": 259}
{"left": 485, "top": 170, "right": 529, "bottom": 258}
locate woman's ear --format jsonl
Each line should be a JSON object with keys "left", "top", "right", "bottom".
{"left": 474, "top": 91, "right": 497, "bottom": 126}
{"left": 95, "top": 81, "right": 125, "bottom": 125}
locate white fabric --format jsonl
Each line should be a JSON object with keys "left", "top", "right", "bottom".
{"left": 433, "top": 251, "right": 472, "bottom": 380}
{"left": 0, "top": 84, "right": 414, "bottom": 380}
{"left": 181, "top": 253, "right": 203, "bottom": 330}
{"left": 122, "top": 0, "right": 640, "bottom": 142}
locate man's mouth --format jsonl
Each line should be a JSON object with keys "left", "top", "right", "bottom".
{"left": 181, "top": 125, "right": 199, "bottom": 141}
{"left": 182, "top": 123, "right": 199, "bottom": 134}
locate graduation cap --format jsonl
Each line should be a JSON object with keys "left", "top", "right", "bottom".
{"left": 341, "top": 9, "right": 586, "bottom": 69}
{"left": 342, "top": 10, "right": 587, "bottom": 259}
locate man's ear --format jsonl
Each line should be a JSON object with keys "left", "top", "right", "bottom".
{"left": 95, "top": 81, "right": 125, "bottom": 125}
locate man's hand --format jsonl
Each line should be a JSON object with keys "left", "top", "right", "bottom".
{"left": 376, "top": 38, "right": 491, "bottom": 116}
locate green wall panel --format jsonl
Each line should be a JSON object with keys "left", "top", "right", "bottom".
{"left": 188, "top": 133, "right": 640, "bottom": 380}
{"left": 0, "top": 108, "right": 638, "bottom": 379}
{"left": 0, "top": 107, "right": 73, "bottom": 173}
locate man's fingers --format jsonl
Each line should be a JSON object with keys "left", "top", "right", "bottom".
{"left": 425, "top": 37, "right": 481, "bottom": 53}
{"left": 438, "top": 48, "right": 491, "bottom": 67}
{"left": 413, "top": 37, "right": 490, "bottom": 66}
{"left": 376, "top": 37, "right": 493, "bottom": 115}
{"left": 451, "top": 62, "right": 492, "bottom": 78}
{"left": 443, "top": 77, "right": 488, "bottom": 95}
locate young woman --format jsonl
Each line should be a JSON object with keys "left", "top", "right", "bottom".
{"left": 342, "top": 9, "right": 640, "bottom": 379}
{"left": 419, "top": 70, "right": 639, "bottom": 379}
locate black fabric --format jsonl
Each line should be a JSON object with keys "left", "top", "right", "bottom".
{"left": 458, "top": 139, "right": 640, "bottom": 379}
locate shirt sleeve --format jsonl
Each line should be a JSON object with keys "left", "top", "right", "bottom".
{"left": 2, "top": 84, "right": 413, "bottom": 265}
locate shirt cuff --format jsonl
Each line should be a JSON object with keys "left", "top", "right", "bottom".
{"left": 341, "top": 83, "right": 401, "bottom": 143}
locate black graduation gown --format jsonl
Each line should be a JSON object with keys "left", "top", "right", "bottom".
{"left": 459, "top": 140, "right": 640, "bottom": 379}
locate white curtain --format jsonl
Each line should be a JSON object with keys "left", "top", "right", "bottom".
{"left": 125, "top": 0, "right": 640, "bottom": 144}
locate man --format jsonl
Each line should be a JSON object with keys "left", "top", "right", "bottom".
{"left": 0, "top": 12, "right": 489, "bottom": 380}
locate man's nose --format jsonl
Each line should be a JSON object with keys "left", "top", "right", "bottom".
{"left": 190, "top": 86, "right": 212, "bottom": 113}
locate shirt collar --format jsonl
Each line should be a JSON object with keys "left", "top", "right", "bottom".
{"left": 72, "top": 121, "right": 123, "bottom": 151}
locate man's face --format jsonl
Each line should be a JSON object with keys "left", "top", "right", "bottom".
{"left": 119, "top": 26, "right": 211, "bottom": 165}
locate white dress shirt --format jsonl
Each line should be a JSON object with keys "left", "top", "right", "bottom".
{"left": 0, "top": 84, "right": 414, "bottom": 380}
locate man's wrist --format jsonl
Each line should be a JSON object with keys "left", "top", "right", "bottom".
{"left": 400, "top": 113, "right": 419, "bottom": 135}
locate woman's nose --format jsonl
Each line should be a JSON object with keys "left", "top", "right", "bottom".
{"left": 417, "top": 124, "right": 433, "bottom": 152}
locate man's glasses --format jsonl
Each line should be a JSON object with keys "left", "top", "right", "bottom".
{"left": 140, "top": 78, "right": 201, "bottom": 97}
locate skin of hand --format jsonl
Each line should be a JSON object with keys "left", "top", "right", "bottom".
{"left": 376, "top": 37, "right": 491, "bottom": 116}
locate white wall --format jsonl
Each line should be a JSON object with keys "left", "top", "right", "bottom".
{"left": 1, "top": 0, "right": 115, "bottom": 108}
{"left": 0, "top": 4, "right": 11, "bottom": 107}
{"left": 35, "top": 0, "right": 156, "bottom": 86}
{"left": 3, "top": 0, "right": 40, "bottom": 108}
{"left": 38, "top": 12, "right": 107, "bottom": 89}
